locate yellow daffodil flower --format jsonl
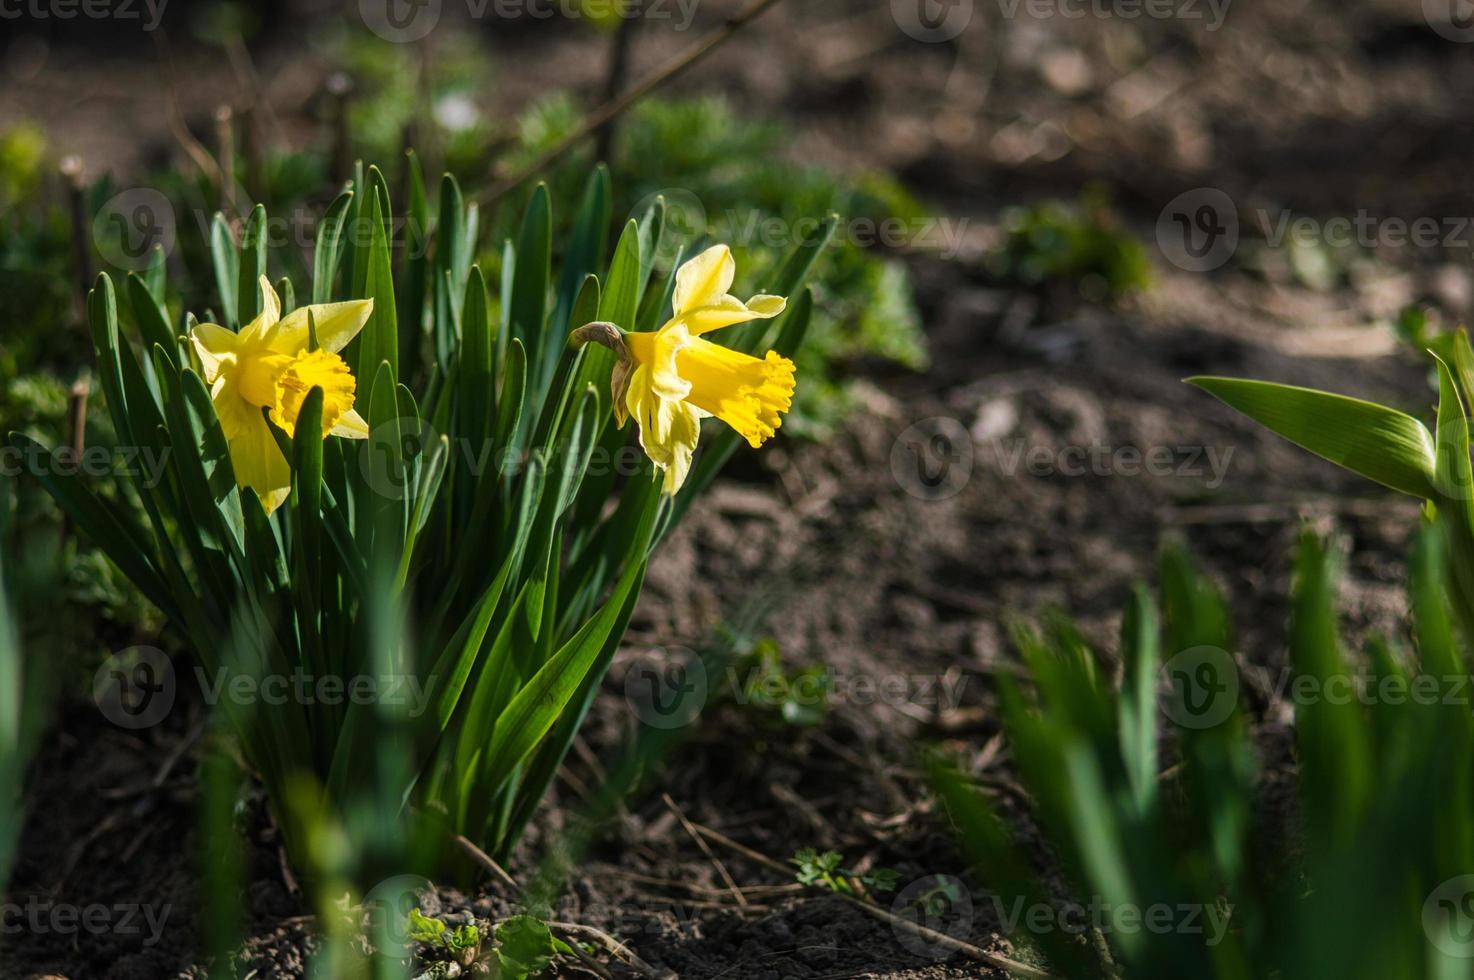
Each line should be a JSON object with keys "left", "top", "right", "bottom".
{"left": 585, "top": 245, "right": 793, "bottom": 495}
{"left": 190, "top": 277, "right": 373, "bottom": 513}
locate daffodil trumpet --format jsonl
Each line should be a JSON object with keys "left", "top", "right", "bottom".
{"left": 572, "top": 245, "right": 795, "bottom": 495}
{"left": 190, "top": 276, "right": 374, "bottom": 513}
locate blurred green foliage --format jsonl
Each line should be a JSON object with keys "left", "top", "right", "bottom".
{"left": 936, "top": 530, "right": 1474, "bottom": 978}
{"left": 729, "top": 636, "right": 830, "bottom": 727}
{"left": 0, "top": 124, "right": 45, "bottom": 204}
{"left": 990, "top": 186, "right": 1151, "bottom": 302}
{"left": 0, "top": 128, "right": 163, "bottom": 661}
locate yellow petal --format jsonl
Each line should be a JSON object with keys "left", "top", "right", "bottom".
{"left": 266, "top": 299, "right": 375, "bottom": 355}
{"left": 238, "top": 276, "right": 283, "bottom": 342}
{"left": 626, "top": 363, "right": 703, "bottom": 494}
{"left": 331, "top": 408, "right": 370, "bottom": 439}
{"left": 679, "top": 339, "right": 795, "bottom": 448}
{"left": 257, "top": 275, "right": 281, "bottom": 326}
{"left": 191, "top": 323, "right": 242, "bottom": 385}
{"left": 214, "top": 381, "right": 291, "bottom": 514}
{"left": 680, "top": 293, "right": 788, "bottom": 336}
{"left": 744, "top": 295, "right": 788, "bottom": 319}
{"left": 673, "top": 244, "right": 735, "bottom": 316}
{"left": 627, "top": 323, "right": 693, "bottom": 400}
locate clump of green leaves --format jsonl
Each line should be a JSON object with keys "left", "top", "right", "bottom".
{"left": 791, "top": 849, "right": 899, "bottom": 896}
{"left": 14, "top": 162, "right": 832, "bottom": 889}
{"left": 989, "top": 186, "right": 1151, "bottom": 302}
{"left": 728, "top": 637, "right": 830, "bottom": 727}
{"left": 936, "top": 531, "right": 1474, "bottom": 977}
{"left": 407, "top": 910, "right": 569, "bottom": 979}
{"left": 408, "top": 908, "right": 484, "bottom": 960}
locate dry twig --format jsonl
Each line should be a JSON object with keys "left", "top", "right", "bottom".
{"left": 661, "top": 793, "right": 749, "bottom": 908}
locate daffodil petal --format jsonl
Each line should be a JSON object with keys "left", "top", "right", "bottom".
{"left": 679, "top": 296, "right": 752, "bottom": 335}
{"left": 630, "top": 322, "right": 694, "bottom": 400}
{"left": 239, "top": 276, "right": 283, "bottom": 342}
{"left": 214, "top": 381, "right": 291, "bottom": 514}
{"left": 627, "top": 363, "right": 702, "bottom": 494}
{"left": 191, "top": 322, "right": 242, "bottom": 384}
{"left": 673, "top": 244, "right": 735, "bottom": 316}
{"left": 267, "top": 299, "right": 375, "bottom": 355}
{"left": 745, "top": 294, "right": 787, "bottom": 319}
{"left": 331, "top": 408, "right": 370, "bottom": 439}
{"left": 681, "top": 293, "right": 788, "bottom": 336}
{"left": 257, "top": 275, "right": 281, "bottom": 327}
{"left": 679, "top": 339, "right": 795, "bottom": 448}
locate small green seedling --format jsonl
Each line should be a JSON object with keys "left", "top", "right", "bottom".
{"left": 733, "top": 639, "right": 830, "bottom": 727}
{"left": 791, "top": 849, "right": 899, "bottom": 896}
{"left": 408, "top": 909, "right": 570, "bottom": 979}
